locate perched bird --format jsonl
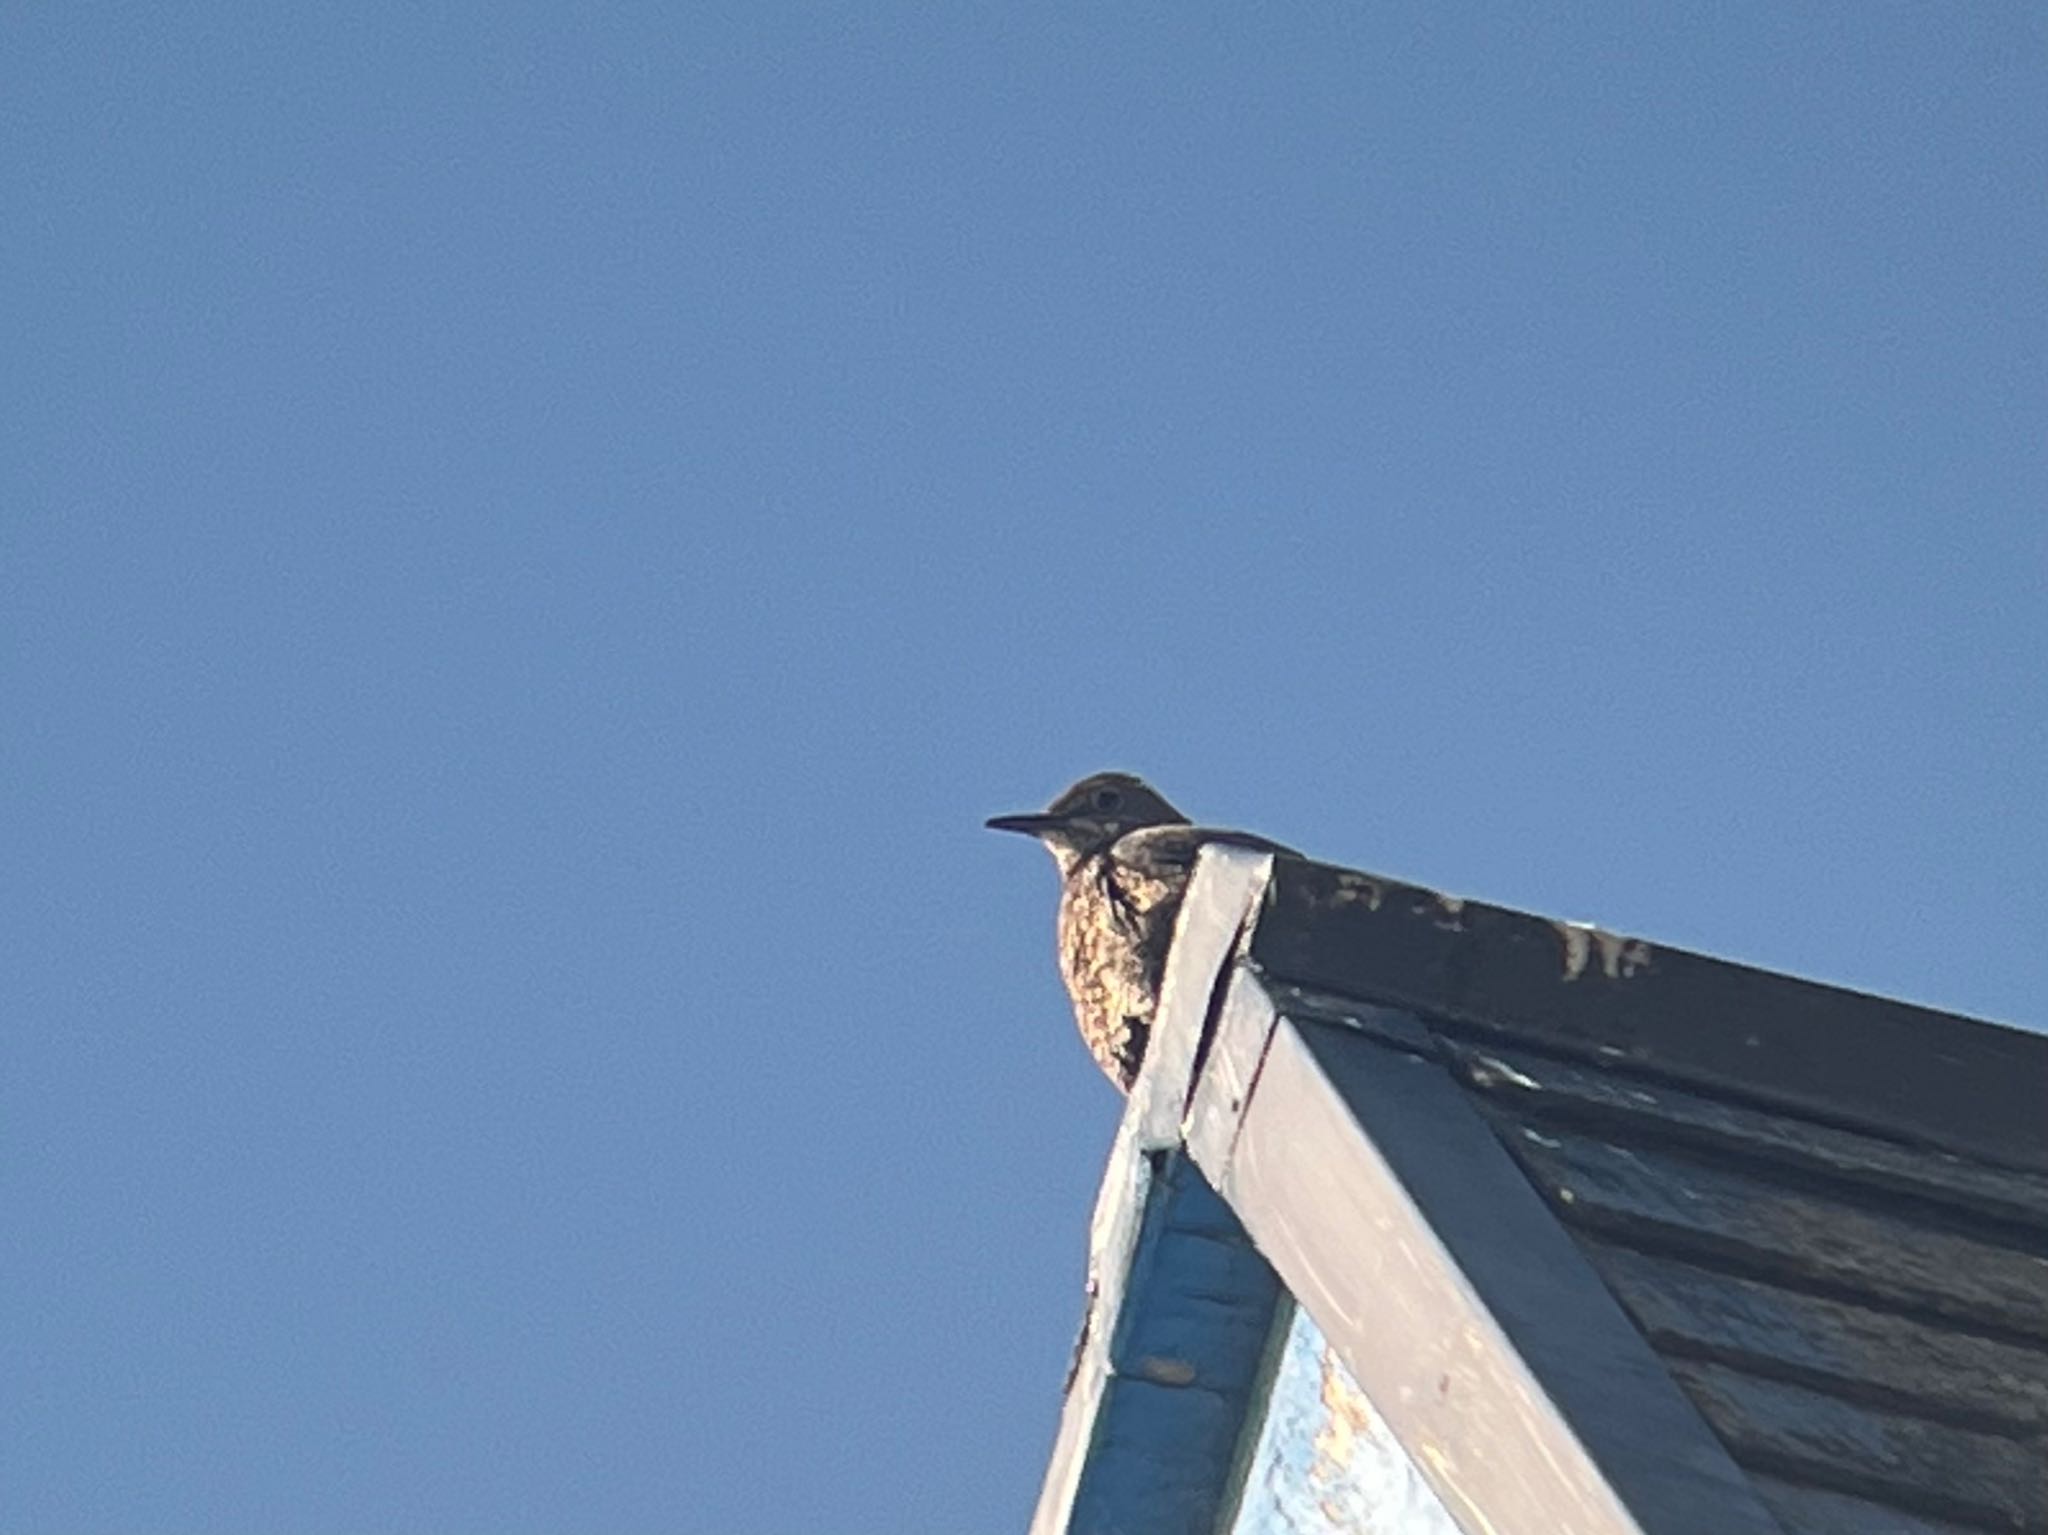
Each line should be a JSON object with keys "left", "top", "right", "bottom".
{"left": 986, "top": 772, "right": 1295, "bottom": 1092}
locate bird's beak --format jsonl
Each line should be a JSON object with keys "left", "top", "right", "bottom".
{"left": 985, "top": 812, "right": 1064, "bottom": 837}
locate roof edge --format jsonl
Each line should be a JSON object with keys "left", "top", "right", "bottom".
{"left": 1248, "top": 857, "right": 2048, "bottom": 1174}
{"left": 1185, "top": 955, "right": 1785, "bottom": 1535}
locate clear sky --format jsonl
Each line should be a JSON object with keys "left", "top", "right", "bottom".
{"left": 4, "top": 6, "right": 2043, "bottom": 1532}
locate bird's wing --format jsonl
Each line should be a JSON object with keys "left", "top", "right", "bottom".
{"left": 1112, "top": 824, "right": 1299, "bottom": 892}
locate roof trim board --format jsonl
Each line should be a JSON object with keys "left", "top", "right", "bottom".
{"left": 1251, "top": 860, "right": 2047, "bottom": 1174}
{"left": 1183, "top": 906, "right": 1782, "bottom": 1535}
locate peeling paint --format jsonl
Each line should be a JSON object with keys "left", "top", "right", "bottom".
{"left": 1558, "top": 922, "right": 1593, "bottom": 981}
{"left": 1420, "top": 893, "right": 1466, "bottom": 931}
{"left": 1554, "top": 921, "right": 1653, "bottom": 982}
{"left": 1328, "top": 871, "right": 1385, "bottom": 911}
{"left": 1231, "top": 1308, "right": 1463, "bottom": 1534}
{"left": 1595, "top": 930, "right": 1653, "bottom": 980}
{"left": 1312, "top": 1345, "right": 1376, "bottom": 1474}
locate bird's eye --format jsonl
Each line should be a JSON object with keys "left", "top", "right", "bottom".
{"left": 1092, "top": 787, "right": 1123, "bottom": 811}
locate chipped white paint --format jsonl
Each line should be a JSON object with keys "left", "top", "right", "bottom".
{"left": 1329, "top": 871, "right": 1385, "bottom": 911}
{"left": 1554, "top": 921, "right": 1653, "bottom": 983}
{"left": 1599, "top": 931, "right": 1652, "bottom": 979}
{"left": 1520, "top": 1128, "right": 1563, "bottom": 1149}
{"left": 1559, "top": 923, "right": 1593, "bottom": 981}
{"left": 1423, "top": 893, "right": 1467, "bottom": 932}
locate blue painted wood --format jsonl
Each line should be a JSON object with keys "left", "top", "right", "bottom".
{"left": 1228, "top": 1304, "right": 1462, "bottom": 1535}
{"left": 1061, "top": 1153, "right": 1283, "bottom": 1535}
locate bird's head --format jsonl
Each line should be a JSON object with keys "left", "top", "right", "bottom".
{"left": 985, "top": 771, "right": 1189, "bottom": 875}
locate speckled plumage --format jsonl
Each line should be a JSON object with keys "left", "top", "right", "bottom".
{"left": 988, "top": 773, "right": 1293, "bottom": 1092}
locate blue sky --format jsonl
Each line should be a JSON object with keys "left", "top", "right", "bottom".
{"left": 4, "top": 6, "right": 2043, "bottom": 1531}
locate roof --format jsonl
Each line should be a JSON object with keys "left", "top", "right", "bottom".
{"left": 1031, "top": 848, "right": 2048, "bottom": 1535}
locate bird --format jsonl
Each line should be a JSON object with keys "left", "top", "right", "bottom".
{"left": 986, "top": 772, "right": 1295, "bottom": 1092}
